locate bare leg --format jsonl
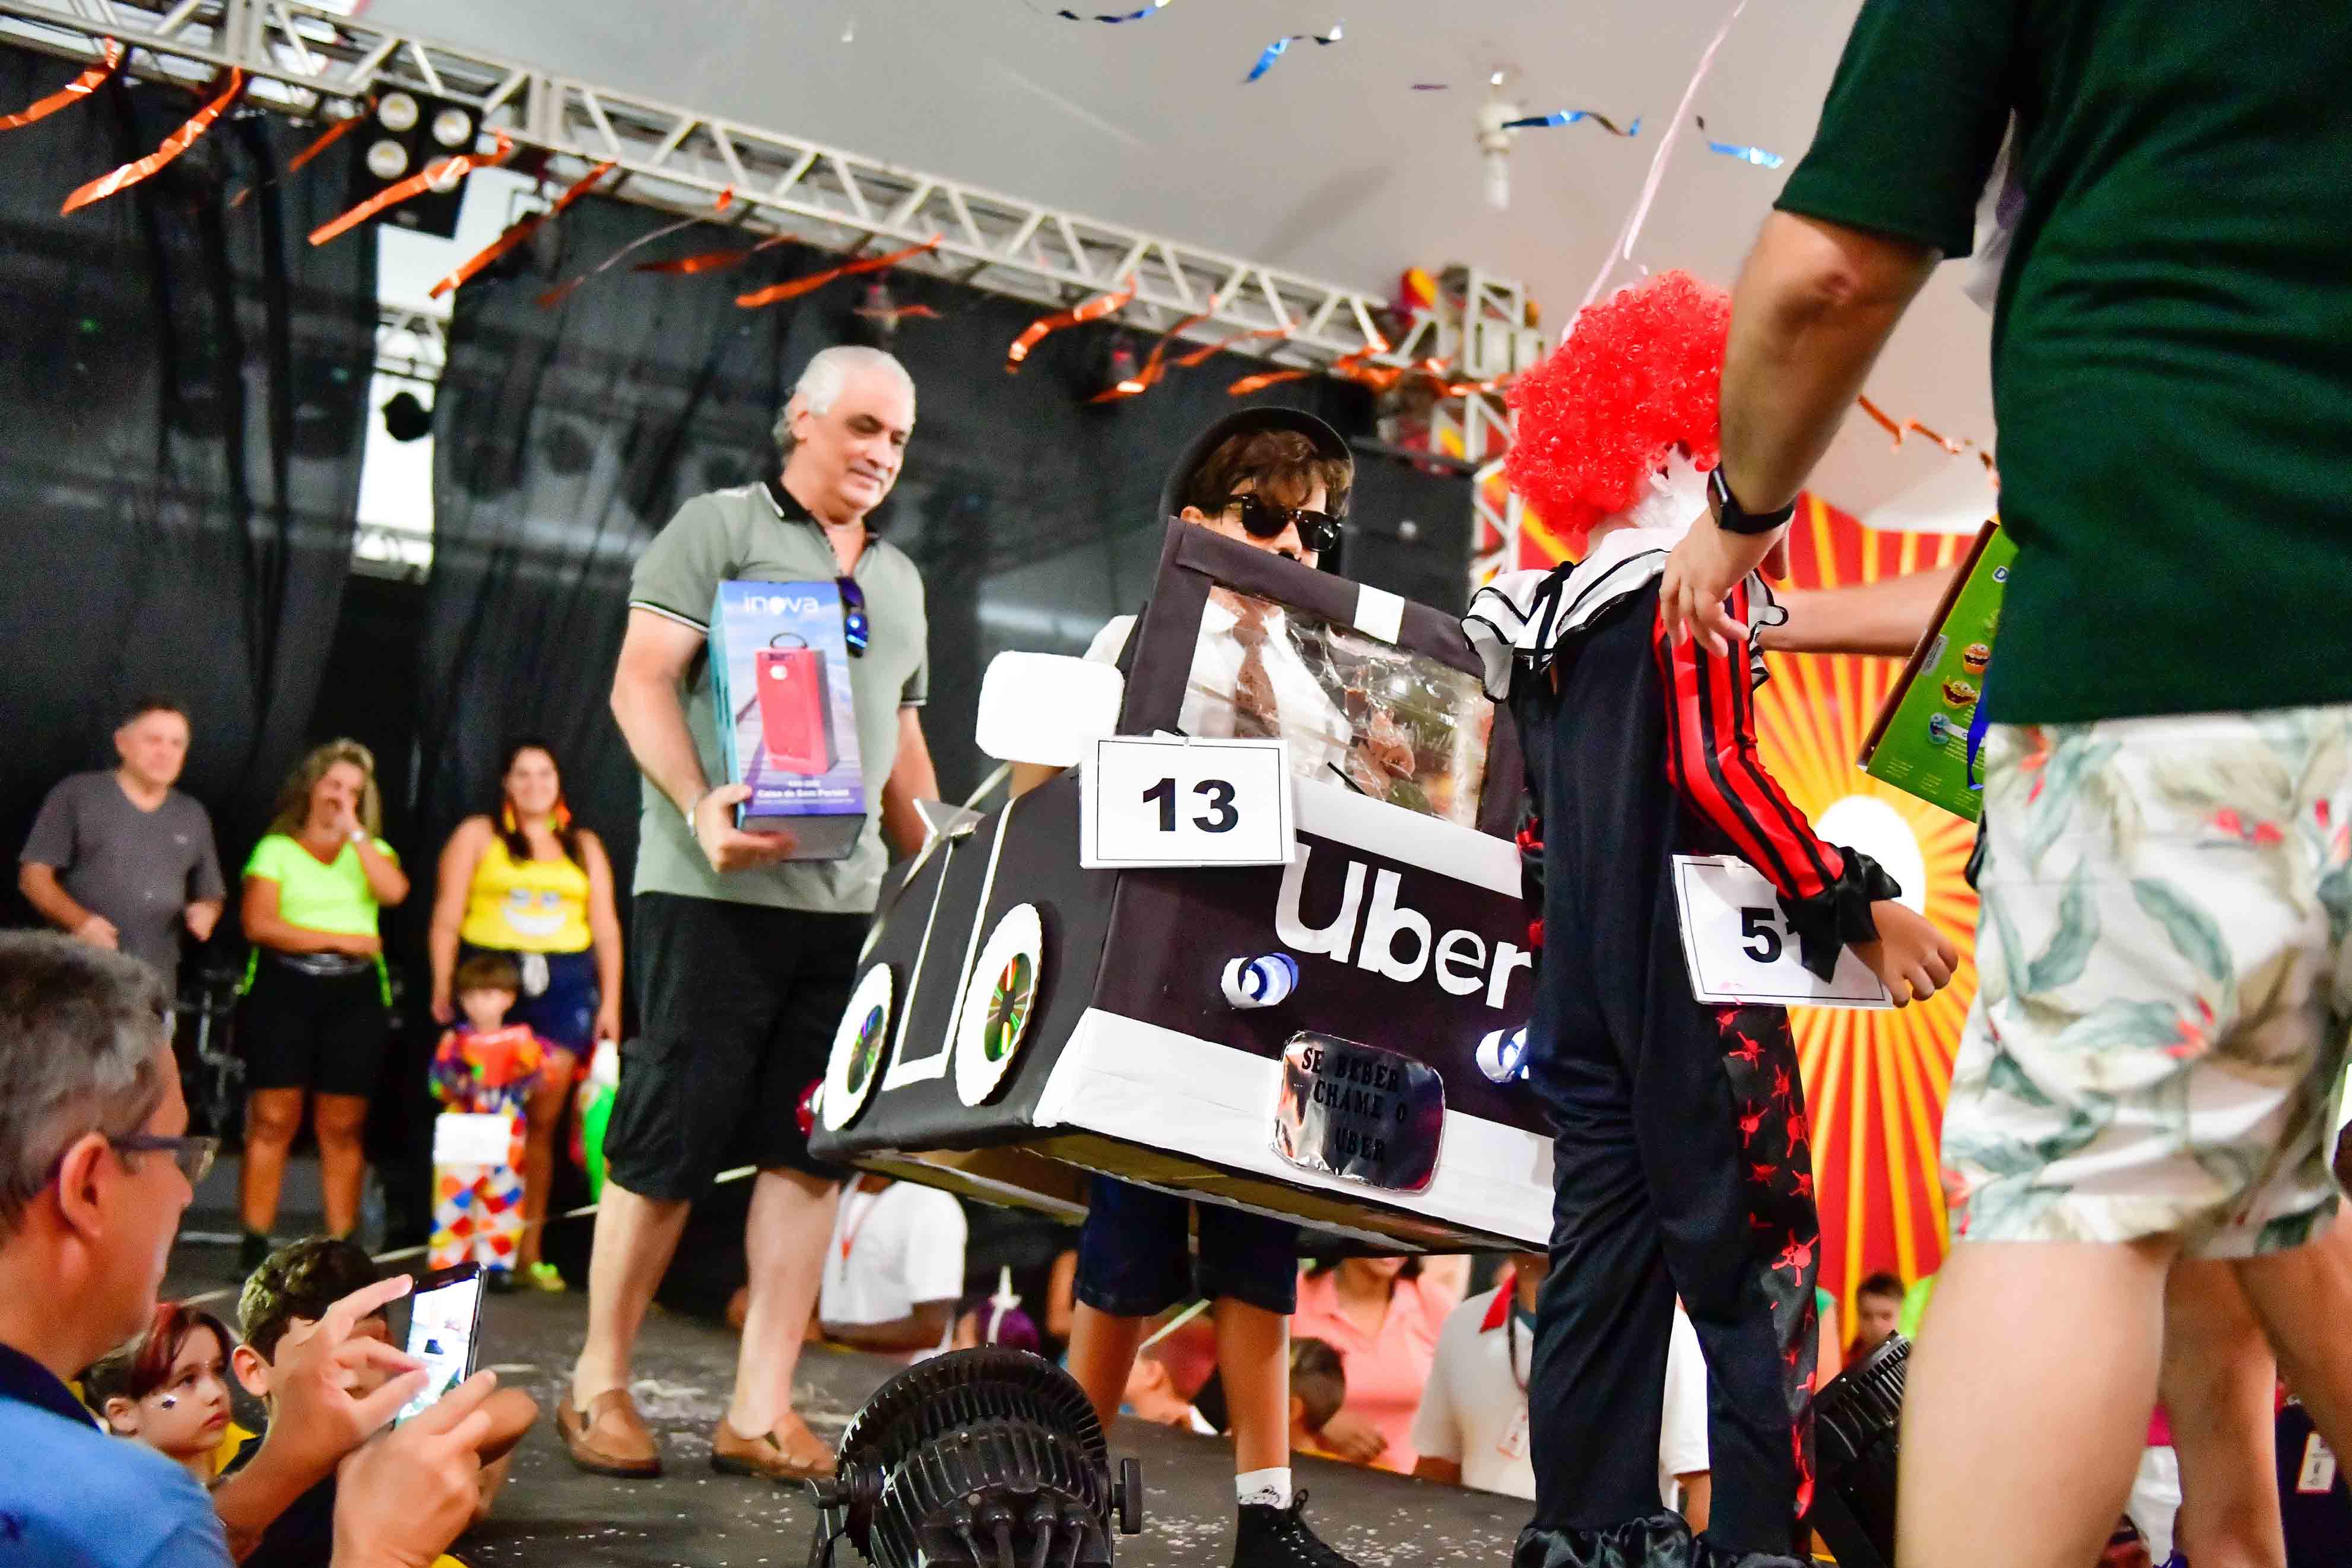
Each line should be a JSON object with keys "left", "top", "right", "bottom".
{"left": 516, "top": 1051, "right": 575, "bottom": 1272}
{"left": 2162, "top": 1258, "right": 2284, "bottom": 1568}
{"left": 238, "top": 1088, "right": 304, "bottom": 1235}
{"left": 1216, "top": 1299, "right": 1291, "bottom": 1474}
{"left": 312, "top": 1093, "right": 370, "bottom": 1238}
{"left": 1067, "top": 1303, "right": 1150, "bottom": 1432}
{"left": 1896, "top": 1237, "right": 2175, "bottom": 1568}
{"left": 570, "top": 1179, "right": 693, "bottom": 1403}
{"left": 2234, "top": 1219, "right": 2352, "bottom": 1472}
{"left": 724, "top": 1167, "right": 839, "bottom": 1439}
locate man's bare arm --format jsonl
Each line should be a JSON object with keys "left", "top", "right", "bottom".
{"left": 823, "top": 1299, "right": 955, "bottom": 1354}
{"left": 1762, "top": 564, "right": 1958, "bottom": 657}
{"left": 611, "top": 609, "right": 720, "bottom": 820}
{"left": 879, "top": 707, "right": 941, "bottom": 859}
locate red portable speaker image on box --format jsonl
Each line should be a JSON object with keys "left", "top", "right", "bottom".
{"left": 756, "top": 634, "right": 837, "bottom": 775}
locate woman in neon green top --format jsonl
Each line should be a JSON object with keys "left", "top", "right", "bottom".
{"left": 237, "top": 740, "right": 410, "bottom": 1272}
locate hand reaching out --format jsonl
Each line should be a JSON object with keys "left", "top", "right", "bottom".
{"left": 1317, "top": 1408, "right": 1389, "bottom": 1465}
{"left": 1853, "top": 900, "right": 1959, "bottom": 1007}
{"left": 332, "top": 1370, "right": 501, "bottom": 1568}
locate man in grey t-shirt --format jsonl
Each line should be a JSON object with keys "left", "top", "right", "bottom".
{"left": 19, "top": 697, "right": 224, "bottom": 993}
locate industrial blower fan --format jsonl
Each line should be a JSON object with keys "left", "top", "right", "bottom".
{"left": 807, "top": 1347, "right": 1145, "bottom": 1568}
{"left": 1804, "top": 1331, "right": 1909, "bottom": 1568}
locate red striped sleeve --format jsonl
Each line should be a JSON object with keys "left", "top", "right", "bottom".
{"left": 1652, "top": 582, "right": 1844, "bottom": 904}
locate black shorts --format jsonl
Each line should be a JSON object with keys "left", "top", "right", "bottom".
{"left": 239, "top": 960, "right": 391, "bottom": 1097}
{"left": 603, "top": 892, "right": 863, "bottom": 1198}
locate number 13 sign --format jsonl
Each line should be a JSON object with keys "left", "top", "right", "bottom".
{"left": 1080, "top": 735, "right": 1295, "bottom": 869}
{"left": 1670, "top": 855, "right": 1891, "bottom": 1010}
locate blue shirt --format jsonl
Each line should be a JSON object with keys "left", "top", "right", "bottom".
{"left": 0, "top": 1340, "right": 231, "bottom": 1567}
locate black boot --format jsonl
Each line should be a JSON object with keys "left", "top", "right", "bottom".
{"left": 237, "top": 1230, "right": 272, "bottom": 1277}
{"left": 1232, "top": 1490, "right": 1361, "bottom": 1568}
{"left": 1512, "top": 1513, "right": 1697, "bottom": 1568}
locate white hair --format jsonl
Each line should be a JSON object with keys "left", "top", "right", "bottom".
{"left": 773, "top": 345, "right": 916, "bottom": 455}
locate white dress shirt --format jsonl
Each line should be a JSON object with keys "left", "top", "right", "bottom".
{"left": 1085, "top": 597, "right": 1353, "bottom": 785}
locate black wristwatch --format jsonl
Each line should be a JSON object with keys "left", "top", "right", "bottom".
{"left": 1707, "top": 466, "right": 1797, "bottom": 536}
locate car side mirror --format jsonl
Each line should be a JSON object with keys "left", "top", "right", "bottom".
{"left": 976, "top": 651, "right": 1125, "bottom": 766}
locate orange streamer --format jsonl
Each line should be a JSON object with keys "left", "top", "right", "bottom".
{"left": 309, "top": 131, "right": 514, "bottom": 247}
{"left": 1005, "top": 277, "right": 1137, "bottom": 371}
{"left": 735, "top": 234, "right": 942, "bottom": 310}
{"left": 1175, "top": 322, "right": 1295, "bottom": 368}
{"left": 1228, "top": 340, "right": 1389, "bottom": 398}
{"left": 1090, "top": 306, "right": 1215, "bottom": 402}
{"left": 538, "top": 188, "right": 748, "bottom": 305}
{"left": 0, "top": 38, "right": 123, "bottom": 132}
{"left": 61, "top": 68, "right": 243, "bottom": 214}
{"left": 1856, "top": 392, "right": 1992, "bottom": 468}
{"left": 633, "top": 233, "right": 793, "bottom": 277}
{"left": 1225, "top": 366, "right": 1313, "bottom": 396}
{"left": 429, "top": 159, "right": 614, "bottom": 299}
{"left": 230, "top": 97, "right": 374, "bottom": 210}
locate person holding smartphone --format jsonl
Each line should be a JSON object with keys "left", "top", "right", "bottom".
{"left": 237, "top": 742, "right": 409, "bottom": 1274}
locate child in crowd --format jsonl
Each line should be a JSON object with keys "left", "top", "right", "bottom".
{"left": 226, "top": 1237, "right": 539, "bottom": 1568}
{"left": 1847, "top": 1271, "right": 1906, "bottom": 1368}
{"left": 80, "top": 1302, "right": 249, "bottom": 1483}
{"left": 1286, "top": 1338, "right": 1348, "bottom": 1461}
{"left": 428, "top": 953, "right": 546, "bottom": 1284}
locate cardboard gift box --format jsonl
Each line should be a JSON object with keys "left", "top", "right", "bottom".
{"left": 710, "top": 579, "right": 866, "bottom": 859}
{"left": 811, "top": 520, "right": 1550, "bottom": 1253}
{"left": 1859, "top": 521, "right": 2015, "bottom": 822}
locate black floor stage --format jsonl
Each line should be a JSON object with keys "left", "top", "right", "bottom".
{"left": 163, "top": 1237, "right": 1530, "bottom": 1568}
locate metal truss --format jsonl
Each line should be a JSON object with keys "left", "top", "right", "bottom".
{"left": 2, "top": 0, "right": 1545, "bottom": 588}
{"left": 373, "top": 306, "right": 444, "bottom": 383}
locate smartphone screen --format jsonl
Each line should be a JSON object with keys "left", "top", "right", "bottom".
{"left": 394, "top": 1264, "right": 484, "bottom": 1426}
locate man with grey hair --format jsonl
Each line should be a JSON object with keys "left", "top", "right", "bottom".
{"left": 563, "top": 344, "right": 938, "bottom": 1482}
{"left": 0, "top": 932, "right": 497, "bottom": 1567}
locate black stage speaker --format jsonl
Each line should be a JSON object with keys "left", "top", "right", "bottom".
{"left": 1338, "top": 441, "right": 1477, "bottom": 617}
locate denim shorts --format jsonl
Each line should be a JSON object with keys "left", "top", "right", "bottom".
{"left": 1075, "top": 1175, "right": 1300, "bottom": 1318}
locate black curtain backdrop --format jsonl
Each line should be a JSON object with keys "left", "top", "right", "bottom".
{"left": 0, "top": 46, "right": 378, "bottom": 931}
{"left": 421, "top": 191, "right": 1371, "bottom": 914}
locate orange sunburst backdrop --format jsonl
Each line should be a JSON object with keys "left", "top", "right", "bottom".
{"left": 1515, "top": 494, "right": 1980, "bottom": 1309}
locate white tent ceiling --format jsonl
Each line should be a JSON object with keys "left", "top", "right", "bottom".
{"left": 368, "top": 0, "right": 1995, "bottom": 515}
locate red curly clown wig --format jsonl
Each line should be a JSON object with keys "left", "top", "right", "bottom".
{"left": 1504, "top": 269, "right": 1730, "bottom": 551}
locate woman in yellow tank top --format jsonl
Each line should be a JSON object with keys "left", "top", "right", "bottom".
{"left": 427, "top": 740, "right": 623, "bottom": 1290}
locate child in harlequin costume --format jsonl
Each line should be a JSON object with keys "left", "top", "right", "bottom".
{"left": 1464, "top": 272, "right": 1930, "bottom": 1568}
{"left": 428, "top": 951, "right": 546, "bottom": 1279}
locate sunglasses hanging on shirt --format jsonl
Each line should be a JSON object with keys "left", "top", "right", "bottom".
{"left": 837, "top": 576, "right": 869, "bottom": 656}
{"left": 1224, "top": 494, "right": 1343, "bottom": 555}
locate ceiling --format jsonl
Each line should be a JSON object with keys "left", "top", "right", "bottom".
{"left": 367, "top": 0, "right": 1995, "bottom": 514}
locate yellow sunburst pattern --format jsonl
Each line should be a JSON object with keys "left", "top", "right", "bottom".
{"left": 1756, "top": 497, "right": 1977, "bottom": 1310}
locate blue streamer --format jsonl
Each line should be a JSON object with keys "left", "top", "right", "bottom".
{"left": 1053, "top": 0, "right": 1166, "bottom": 19}
{"left": 1243, "top": 24, "right": 1342, "bottom": 82}
{"left": 1500, "top": 109, "right": 1640, "bottom": 135}
{"left": 1694, "top": 116, "right": 1783, "bottom": 167}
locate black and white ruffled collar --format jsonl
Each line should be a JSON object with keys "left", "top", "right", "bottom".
{"left": 1462, "top": 527, "right": 1784, "bottom": 699}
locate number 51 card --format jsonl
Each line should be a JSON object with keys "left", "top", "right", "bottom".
{"left": 1670, "top": 855, "right": 1893, "bottom": 1009}
{"left": 1080, "top": 735, "right": 1295, "bottom": 869}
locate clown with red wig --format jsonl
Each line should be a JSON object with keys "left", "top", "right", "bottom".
{"left": 1465, "top": 272, "right": 1925, "bottom": 1568}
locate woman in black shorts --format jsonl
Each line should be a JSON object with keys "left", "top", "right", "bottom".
{"left": 237, "top": 741, "right": 409, "bottom": 1272}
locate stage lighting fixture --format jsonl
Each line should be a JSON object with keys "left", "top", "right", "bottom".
{"left": 346, "top": 89, "right": 476, "bottom": 237}
{"left": 380, "top": 389, "right": 432, "bottom": 443}
{"left": 808, "top": 1347, "right": 1143, "bottom": 1568}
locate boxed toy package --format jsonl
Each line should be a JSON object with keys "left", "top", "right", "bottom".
{"left": 1858, "top": 520, "right": 2015, "bottom": 821}
{"left": 710, "top": 579, "right": 866, "bottom": 859}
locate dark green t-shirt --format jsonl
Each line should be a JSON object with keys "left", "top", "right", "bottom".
{"left": 1776, "top": 1, "right": 2352, "bottom": 723}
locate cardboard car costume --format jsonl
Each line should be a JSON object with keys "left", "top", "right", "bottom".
{"left": 810, "top": 468, "right": 1546, "bottom": 1253}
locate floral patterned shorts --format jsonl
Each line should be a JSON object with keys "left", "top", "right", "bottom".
{"left": 1943, "top": 706, "right": 2352, "bottom": 1256}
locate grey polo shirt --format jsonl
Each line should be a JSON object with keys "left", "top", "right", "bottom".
{"left": 627, "top": 478, "right": 928, "bottom": 914}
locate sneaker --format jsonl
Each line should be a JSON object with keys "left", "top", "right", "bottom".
{"left": 237, "top": 1231, "right": 272, "bottom": 1277}
{"left": 484, "top": 1267, "right": 518, "bottom": 1295}
{"left": 1233, "top": 1491, "right": 1361, "bottom": 1568}
{"left": 524, "top": 1261, "right": 568, "bottom": 1293}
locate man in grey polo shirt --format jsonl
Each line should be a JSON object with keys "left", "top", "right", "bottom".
{"left": 560, "top": 345, "right": 939, "bottom": 1484}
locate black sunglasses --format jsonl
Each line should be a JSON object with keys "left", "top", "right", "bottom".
{"left": 1225, "top": 495, "right": 1342, "bottom": 555}
{"left": 837, "top": 576, "right": 869, "bottom": 657}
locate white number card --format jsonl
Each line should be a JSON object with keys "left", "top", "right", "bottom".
{"left": 1080, "top": 735, "right": 1294, "bottom": 869}
{"left": 1671, "top": 855, "right": 1892, "bottom": 1010}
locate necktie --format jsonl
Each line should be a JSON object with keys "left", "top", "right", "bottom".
{"left": 1231, "top": 604, "right": 1281, "bottom": 739}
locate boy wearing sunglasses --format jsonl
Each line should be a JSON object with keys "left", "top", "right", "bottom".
{"left": 1016, "top": 408, "right": 1368, "bottom": 1568}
